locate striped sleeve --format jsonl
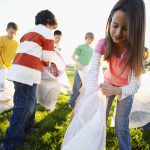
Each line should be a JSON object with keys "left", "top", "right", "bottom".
{"left": 95, "top": 39, "right": 106, "bottom": 55}
{"left": 30, "top": 24, "right": 55, "bottom": 62}
{"left": 42, "top": 38, "right": 54, "bottom": 62}
{"left": 119, "top": 72, "right": 141, "bottom": 100}
{"left": 19, "top": 31, "right": 54, "bottom": 67}
{"left": 85, "top": 51, "right": 101, "bottom": 95}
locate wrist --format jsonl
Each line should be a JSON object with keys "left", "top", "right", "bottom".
{"left": 115, "top": 86, "right": 122, "bottom": 95}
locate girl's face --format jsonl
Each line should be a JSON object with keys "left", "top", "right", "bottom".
{"left": 110, "top": 10, "right": 127, "bottom": 47}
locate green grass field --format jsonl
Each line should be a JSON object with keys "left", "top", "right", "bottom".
{"left": 0, "top": 70, "right": 150, "bottom": 150}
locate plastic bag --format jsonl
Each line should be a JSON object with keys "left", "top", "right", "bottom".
{"left": 61, "top": 91, "right": 106, "bottom": 150}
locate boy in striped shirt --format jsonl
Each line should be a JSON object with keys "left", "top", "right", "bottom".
{"left": 0, "top": 10, "right": 57, "bottom": 150}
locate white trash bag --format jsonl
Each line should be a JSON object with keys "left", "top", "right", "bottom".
{"left": 61, "top": 91, "right": 106, "bottom": 150}
{"left": 37, "top": 66, "right": 61, "bottom": 112}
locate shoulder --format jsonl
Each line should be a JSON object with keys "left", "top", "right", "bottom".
{"left": 78, "top": 44, "right": 90, "bottom": 49}
{"left": 13, "top": 39, "right": 19, "bottom": 46}
{"left": 75, "top": 44, "right": 83, "bottom": 50}
{"left": 95, "top": 38, "right": 106, "bottom": 55}
{"left": 0, "top": 36, "right": 7, "bottom": 43}
{"left": 29, "top": 24, "right": 54, "bottom": 40}
{"left": 78, "top": 44, "right": 84, "bottom": 48}
{"left": 0, "top": 36, "right": 6, "bottom": 40}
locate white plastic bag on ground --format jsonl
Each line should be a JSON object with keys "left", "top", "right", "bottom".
{"left": 61, "top": 91, "right": 106, "bottom": 150}
{"left": 0, "top": 67, "right": 6, "bottom": 91}
{"left": 0, "top": 99, "right": 13, "bottom": 114}
{"left": 59, "top": 71, "right": 72, "bottom": 94}
{"left": 37, "top": 79, "right": 61, "bottom": 112}
{"left": 0, "top": 80, "right": 14, "bottom": 113}
{"left": 111, "top": 71, "right": 150, "bottom": 128}
{"left": 129, "top": 71, "right": 150, "bottom": 128}
{"left": 38, "top": 64, "right": 69, "bottom": 111}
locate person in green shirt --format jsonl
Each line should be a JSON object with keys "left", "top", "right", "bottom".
{"left": 0, "top": 22, "right": 18, "bottom": 91}
{"left": 68, "top": 32, "right": 94, "bottom": 107}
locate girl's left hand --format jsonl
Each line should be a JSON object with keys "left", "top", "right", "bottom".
{"left": 100, "top": 82, "right": 121, "bottom": 97}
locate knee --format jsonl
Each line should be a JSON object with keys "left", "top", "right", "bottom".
{"left": 26, "top": 104, "right": 35, "bottom": 117}
{"left": 115, "top": 116, "right": 129, "bottom": 131}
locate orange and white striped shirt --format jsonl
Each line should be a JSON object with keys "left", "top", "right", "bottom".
{"left": 7, "top": 24, "right": 55, "bottom": 85}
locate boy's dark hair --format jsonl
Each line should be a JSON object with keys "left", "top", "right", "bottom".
{"left": 35, "top": 9, "right": 57, "bottom": 28}
{"left": 54, "top": 30, "right": 62, "bottom": 36}
{"left": 7, "top": 22, "right": 18, "bottom": 30}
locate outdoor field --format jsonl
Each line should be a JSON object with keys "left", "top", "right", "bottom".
{"left": 0, "top": 69, "right": 150, "bottom": 150}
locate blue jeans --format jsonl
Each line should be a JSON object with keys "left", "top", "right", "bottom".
{"left": 3, "top": 82, "right": 37, "bottom": 150}
{"left": 142, "top": 122, "right": 150, "bottom": 130}
{"left": 68, "top": 70, "right": 81, "bottom": 107}
{"left": 106, "top": 95, "right": 133, "bottom": 150}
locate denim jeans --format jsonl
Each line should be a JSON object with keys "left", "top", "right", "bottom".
{"left": 142, "top": 122, "right": 150, "bottom": 130}
{"left": 68, "top": 70, "right": 82, "bottom": 107}
{"left": 106, "top": 95, "right": 133, "bottom": 150}
{"left": 3, "top": 82, "right": 37, "bottom": 150}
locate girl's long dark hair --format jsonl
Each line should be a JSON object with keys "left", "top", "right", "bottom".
{"left": 104, "top": 0, "right": 146, "bottom": 78}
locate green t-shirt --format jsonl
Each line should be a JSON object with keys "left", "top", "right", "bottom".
{"left": 74, "top": 44, "right": 93, "bottom": 65}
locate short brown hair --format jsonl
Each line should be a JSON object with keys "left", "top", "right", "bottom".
{"left": 7, "top": 22, "right": 18, "bottom": 30}
{"left": 85, "top": 32, "right": 94, "bottom": 40}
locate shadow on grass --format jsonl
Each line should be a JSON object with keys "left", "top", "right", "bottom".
{"left": 142, "top": 123, "right": 150, "bottom": 145}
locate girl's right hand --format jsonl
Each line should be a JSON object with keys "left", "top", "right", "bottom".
{"left": 77, "top": 63, "right": 84, "bottom": 70}
{"left": 100, "top": 82, "right": 121, "bottom": 97}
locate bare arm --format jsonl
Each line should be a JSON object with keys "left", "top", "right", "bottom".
{"left": 72, "top": 52, "right": 84, "bottom": 70}
{"left": 72, "top": 53, "right": 78, "bottom": 63}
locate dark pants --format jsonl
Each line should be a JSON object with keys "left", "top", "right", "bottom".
{"left": 3, "top": 82, "right": 37, "bottom": 150}
{"left": 142, "top": 122, "right": 150, "bottom": 130}
{"left": 106, "top": 95, "right": 133, "bottom": 150}
{"left": 68, "top": 70, "right": 82, "bottom": 107}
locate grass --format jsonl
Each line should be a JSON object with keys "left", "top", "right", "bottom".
{"left": 0, "top": 69, "right": 150, "bottom": 150}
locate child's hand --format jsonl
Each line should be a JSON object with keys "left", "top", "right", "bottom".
{"left": 77, "top": 63, "right": 84, "bottom": 70}
{"left": 42, "top": 61, "right": 49, "bottom": 66}
{"left": 100, "top": 82, "right": 121, "bottom": 97}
